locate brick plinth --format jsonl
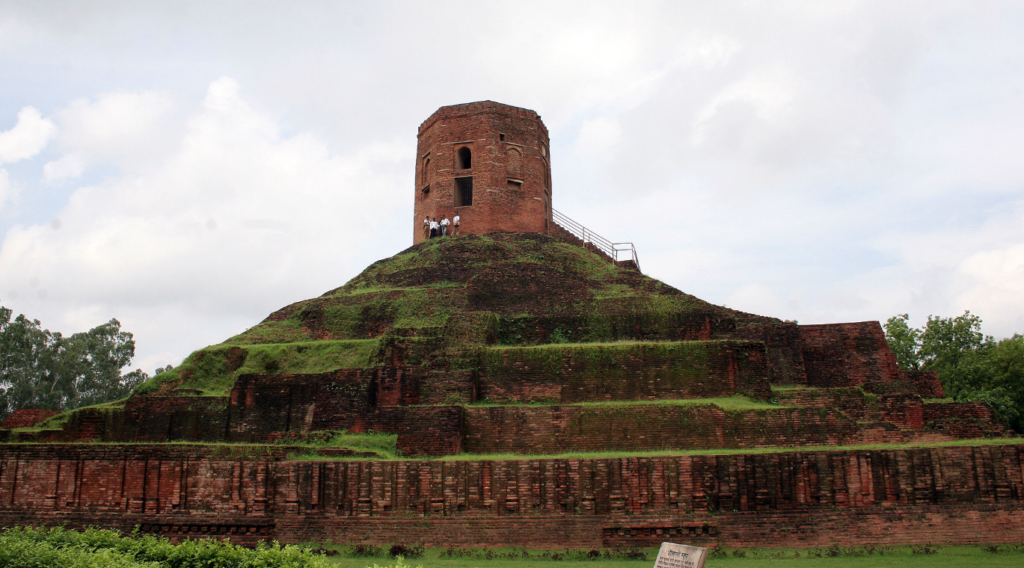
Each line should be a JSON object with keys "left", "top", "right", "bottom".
{"left": 2, "top": 444, "right": 1023, "bottom": 548}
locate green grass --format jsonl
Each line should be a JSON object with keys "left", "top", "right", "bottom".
{"left": 285, "top": 431, "right": 400, "bottom": 459}
{"left": 8, "top": 435, "right": 1024, "bottom": 462}
{"left": 467, "top": 394, "right": 782, "bottom": 411}
{"left": 225, "top": 319, "right": 310, "bottom": 344}
{"left": 28, "top": 399, "right": 131, "bottom": 432}
{"left": 436, "top": 436, "right": 1024, "bottom": 462}
{"left": 320, "top": 545, "right": 1024, "bottom": 568}
{"left": 338, "top": 283, "right": 465, "bottom": 296}
{"left": 132, "top": 339, "right": 378, "bottom": 396}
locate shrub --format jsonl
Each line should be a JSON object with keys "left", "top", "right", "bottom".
{"left": 388, "top": 543, "right": 425, "bottom": 558}
{"left": 0, "top": 525, "right": 330, "bottom": 568}
{"left": 349, "top": 544, "right": 384, "bottom": 557}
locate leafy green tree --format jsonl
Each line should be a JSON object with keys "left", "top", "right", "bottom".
{"left": 884, "top": 311, "right": 1024, "bottom": 432}
{"left": 0, "top": 304, "right": 148, "bottom": 421}
{"left": 981, "top": 334, "right": 1024, "bottom": 430}
{"left": 883, "top": 313, "right": 922, "bottom": 370}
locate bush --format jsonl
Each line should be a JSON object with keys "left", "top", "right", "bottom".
{"left": 388, "top": 543, "right": 425, "bottom": 558}
{"left": 348, "top": 544, "right": 384, "bottom": 557}
{"left": 0, "top": 525, "right": 330, "bottom": 568}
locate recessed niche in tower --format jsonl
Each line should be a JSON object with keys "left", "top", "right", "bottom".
{"left": 455, "top": 177, "right": 473, "bottom": 207}
{"left": 457, "top": 147, "right": 472, "bottom": 169}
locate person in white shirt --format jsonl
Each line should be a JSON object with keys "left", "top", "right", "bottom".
{"left": 429, "top": 218, "right": 439, "bottom": 238}
{"left": 440, "top": 215, "right": 450, "bottom": 236}
{"left": 452, "top": 214, "right": 460, "bottom": 236}
{"left": 422, "top": 216, "right": 430, "bottom": 240}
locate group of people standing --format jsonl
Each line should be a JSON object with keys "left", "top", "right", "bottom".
{"left": 423, "top": 214, "right": 460, "bottom": 239}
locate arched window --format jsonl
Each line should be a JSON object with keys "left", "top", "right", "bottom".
{"left": 422, "top": 157, "right": 431, "bottom": 185}
{"left": 457, "top": 147, "right": 472, "bottom": 169}
{"left": 506, "top": 148, "right": 522, "bottom": 176}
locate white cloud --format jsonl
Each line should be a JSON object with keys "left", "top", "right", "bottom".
{"left": 0, "top": 168, "right": 11, "bottom": 211}
{"left": 957, "top": 243, "right": 1024, "bottom": 337}
{"left": 57, "top": 90, "right": 178, "bottom": 171}
{"left": 0, "top": 77, "right": 411, "bottom": 366}
{"left": 575, "top": 117, "right": 622, "bottom": 156}
{"left": 0, "top": 107, "right": 56, "bottom": 164}
{"left": 42, "top": 153, "right": 86, "bottom": 183}
{"left": 692, "top": 63, "right": 798, "bottom": 147}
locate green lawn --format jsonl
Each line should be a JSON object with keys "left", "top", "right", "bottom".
{"left": 323, "top": 546, "right": 1024, "bottom": 568}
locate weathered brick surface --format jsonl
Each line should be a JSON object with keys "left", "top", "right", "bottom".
{"left": 459, "top": 404, "right": 973, "bottom": 454}
{"left": 2, "top": 444, "right": 1023, "bottom": 547}
{"left": 477, "top": 341, "right": 768, "bottom": 403}
{"left": 736, "top": 321, "right": 809, "bottom": 385}
{"left": 397, "top": 407, "right": 463, "bottom": 457}
{"left": 414, "top": 102, "right": 552, "bottom": 243}
{"left": 923, "top": 402, "right": 1010, "bottom": 438}
{"left": 899, "top": 369, "right": 946, "bottom": 398}
{"left": 3, "top": 373, "right": 1001, "bottom": 454}
{"left": 798, "top": 322, "right": 900, "bottom": 388}
{"left": 460, "top": 406, "right": 868, "bottom": 454}
{"left": 0, "top": 409, "right": 59, "bottom": 429}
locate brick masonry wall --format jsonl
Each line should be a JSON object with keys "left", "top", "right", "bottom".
{"left": 397, "top": 407, "right": 463, "bottom": 457}
{"left": 1, "top": 444, "right": 1022, "bottom": 548}
{"left": 899, "top": 369, "right": 946, "bottom": 398}
{"left": 414, "top": 102, "right": 552, "bottom": 243}
{"left": 798, "top": 322, "right": 901, "bottom": 388}
{"left": 923, "top": 402, "right": 1011, "bottom": 438}
{"left": 0, "top": 409, "right": 59, "bottom": 429}
{"left": 477, "top": 341, "right": 769, "bottom": 403}
{"left": 458, "top": 405, "right": 936, "bottom": 454}
{"left": 494, "top": 311, "right": 738, "bottom": 346}
{"left": 736, "top": 322, "right": 809, "bottom": 386}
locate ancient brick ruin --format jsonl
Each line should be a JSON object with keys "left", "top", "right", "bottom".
{"left": 2, "top": 102, "right": 1021, "bottom": 548}
{"left": 414, "top": 102, "right": 552, "bottom": 243}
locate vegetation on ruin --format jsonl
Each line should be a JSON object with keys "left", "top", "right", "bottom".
{"left": 133, "top": 339, "right": 378, "bottom": 396}
{"left": 466, "top": 394, "right": 781, "bottom": 411}
{"left": 222, "top": 233, "right": 756, "bottom": 350}
{"left": 284, "top": 430, "right": 400, "bottom": 459}
{"left": 0, "top": 525, "right": 330, "bottom": 568}
{"left": 481, "top": 340, "right": 713, "bottom": 380}
{"left": 23, "top": 397, "right": 130, "bottom": 432}
{"left": 885, "top": 312, "right": 1024, "bottom": 431}
{"left": 438, "top": 436, "right": 1024, "bottom": 462}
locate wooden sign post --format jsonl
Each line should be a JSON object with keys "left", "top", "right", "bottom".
{"left": 653, "top": 542, "right": 708, "bottom": 568}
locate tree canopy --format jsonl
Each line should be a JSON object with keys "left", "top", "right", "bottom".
{"left": 0, "top": 304, "right": 148, "bottom": 421}
{"left": 884, "top": 311, "right": 1024, "bottom": 432}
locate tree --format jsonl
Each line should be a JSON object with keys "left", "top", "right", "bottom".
{"left": 0, "top": 304, "right": 148, "bottom": 421}
{"left": 884, "top": 311, "right": 1024, "bottom": 432}
{"left": 883, "top": 314, "right": 922, "bottom": 370}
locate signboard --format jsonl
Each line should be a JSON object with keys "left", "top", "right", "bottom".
{"left": 653, "top": 542, "right": 707, "bottom": 568}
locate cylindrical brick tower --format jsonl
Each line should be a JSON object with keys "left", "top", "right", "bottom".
{"left": 413, "top": 101, "right": 552, "bottom": 243}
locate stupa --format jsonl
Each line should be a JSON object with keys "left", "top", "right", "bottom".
{"left": 1, "top": 102, "right": 1021, "bottom": 549}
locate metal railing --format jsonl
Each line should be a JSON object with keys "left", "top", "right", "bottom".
{"left": 551, "top": 208, "right": 640, "bottom": 271}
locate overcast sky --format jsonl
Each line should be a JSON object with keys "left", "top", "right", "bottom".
{"left": 1, "top": 1, "right": 1023, "bottom": 373}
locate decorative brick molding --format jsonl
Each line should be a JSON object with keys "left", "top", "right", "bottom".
{"left": 2, "top": 444, "right": 1023, "bottom": 547}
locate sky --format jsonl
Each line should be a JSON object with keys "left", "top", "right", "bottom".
{"left": 1, "top": 1, "right": 1023, "bottom": 374}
